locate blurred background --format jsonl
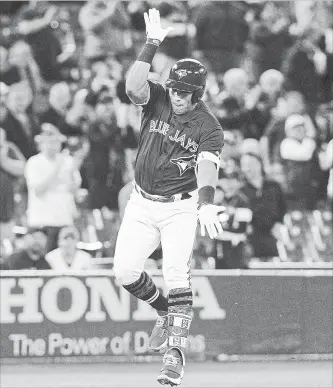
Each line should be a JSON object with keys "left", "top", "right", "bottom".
{"left": 0, "top": 0, "right": 332, "bottom": 272}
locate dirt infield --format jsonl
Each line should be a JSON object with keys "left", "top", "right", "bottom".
{"left": 1, "top": 360, "right": 332, "bottom": 388}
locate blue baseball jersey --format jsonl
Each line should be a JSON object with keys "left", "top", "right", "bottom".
{"left": 134, "top": 81, "right": 224, "bottom": 196}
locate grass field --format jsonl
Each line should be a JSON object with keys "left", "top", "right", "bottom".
{"left": 1, "top": 361, "right": 332, "bottom": 388}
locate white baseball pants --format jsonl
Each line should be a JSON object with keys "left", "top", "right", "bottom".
{"left": 113, "top": 187, "right": 198, "bottom": 290}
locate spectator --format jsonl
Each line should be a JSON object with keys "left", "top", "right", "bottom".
{"left": 17, "top": 4, "right": 63, "bottom": 82}
{"left": 0, "top": 128, "right": 26, "bottom": 254}
{"left": 280, "top": 114, "right": 319, "bottom": 210}
{"left": 79, "top": 0, "right": 132, "bottom": 65}
{"left": 40, "top": 82, "right": 82, "bottom": 137}
{"left": 193, "top": 2, "right": 248, "bottom": 76}
{"left": 0, "top": 227, "right": 50, "bottom": 270}
{"left": 213, "top": 167, "right": 251, "bottom": 269}
{"left": 243, "top": 69, "right": 285, "bottom": 138}
{"left": 215, "top": 68, "right": 260, "bottom": 139}
{"left": 25, "top": 123, "right": 82, "bottom": 252}
{"left": 258, "top": 69, "right": 285, "bottom": 108}
{"left": 7, "top": 40, "right": 43, "bottom": 95}
{"left": 281, "top": 23, "right": 333, "bottom": 108}
{"left": 45, "top": 226, "right": 92, "bottom": 271}
{"left": 260, "top": 91, "right": 317, "bottom": 175}
{"left": 1, "top": 81, "right": 38, "bottom": 159}
{"left": 245, "top": 1, "right": 291, "bottom": 82}
{"left": 88, "top": 57, "right": 123, "bottom": 100}
{"left": 240, "top": 148, "right": 286, "bottom": 259}
{"left": 63, "top": 87, "right": 91, "bottom": 170}
{"left": 86, "top": 88, "right": 125, "bottom": 212}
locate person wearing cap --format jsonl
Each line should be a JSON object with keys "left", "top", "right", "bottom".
{"left": 0, "top": 227, "right": 50, "bottom": 270}
{"left": 240, "top": 149, "right": 286, "bottom": 259}
{"left": 25, "top": 123, "right": 82, "bottom": 252}
{"left": 45, "top": 226, "right": 92, "bottom": 271}
{"left": 280, "top": 114, "right": 318, "bottom": 210}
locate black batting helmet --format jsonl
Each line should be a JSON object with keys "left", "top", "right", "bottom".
{"left": 165, "top": 59, "right": 207, "bottom": 102}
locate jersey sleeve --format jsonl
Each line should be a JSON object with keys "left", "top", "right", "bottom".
{"left": 197, "top": 123, "right": 224, "bottom": 167}
{"left": 198, "top": 122, "right": 224, "bottom": 155}
{"left": 141, "top": 80, "right": 166, "bottom": 112}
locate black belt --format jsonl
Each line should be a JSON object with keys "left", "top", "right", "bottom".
{"left": 135, "top": 185, "right": 191, "bottom": 203}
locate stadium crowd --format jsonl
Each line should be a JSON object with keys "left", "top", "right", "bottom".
{"left": 0, "top": 0, "right": 332, "bottom": 271}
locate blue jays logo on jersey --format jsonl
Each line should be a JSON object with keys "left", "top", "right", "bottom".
{"left": 171, "top": 155, "right": 197, "bottom": 176}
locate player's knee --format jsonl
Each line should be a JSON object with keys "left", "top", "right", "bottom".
{"left": 163, "top": 266, "right": 190, "bottom": 291}
{"left": 113, "top": 264, "right": 141, "bottom": 286}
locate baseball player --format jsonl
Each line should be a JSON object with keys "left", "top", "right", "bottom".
{"left": 113, "top": 8, "right": 224, "bottom": 386}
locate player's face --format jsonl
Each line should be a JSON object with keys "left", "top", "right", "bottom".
{"left": 168, "top": 88, "right": 195, "bottom": 115}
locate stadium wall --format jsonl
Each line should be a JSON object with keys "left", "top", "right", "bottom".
{"left": 0, "top": 269, "right": 332, "bottom": 364}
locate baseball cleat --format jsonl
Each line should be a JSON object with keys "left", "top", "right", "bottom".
{"left": 157, "top": 347, "right": 184, "bottom": 386}
{"left": 149, "top": 314, "right": 168, "bottom": 352}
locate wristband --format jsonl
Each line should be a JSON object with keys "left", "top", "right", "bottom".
{"left": 137, "top": 38, "right": 161, "bottom": 64}
{"left": 147, "top": 38, "right": 161, "bottom": 46}
{"left": 197, "top": 185, "right": 215, "bottom": 210}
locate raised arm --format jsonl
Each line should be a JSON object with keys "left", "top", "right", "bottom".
{"left": 18, "top": 6, "right": 57, "bottom": 35}
{"left": 125, "top": 8, "right": 172, "bottom": 105}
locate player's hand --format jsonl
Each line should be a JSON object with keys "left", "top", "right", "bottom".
{"left": 198, "top": 204, "right": 226, "bottom": 239}
{"left": 144, "top": 8, "right": 173, "bottom": 42}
